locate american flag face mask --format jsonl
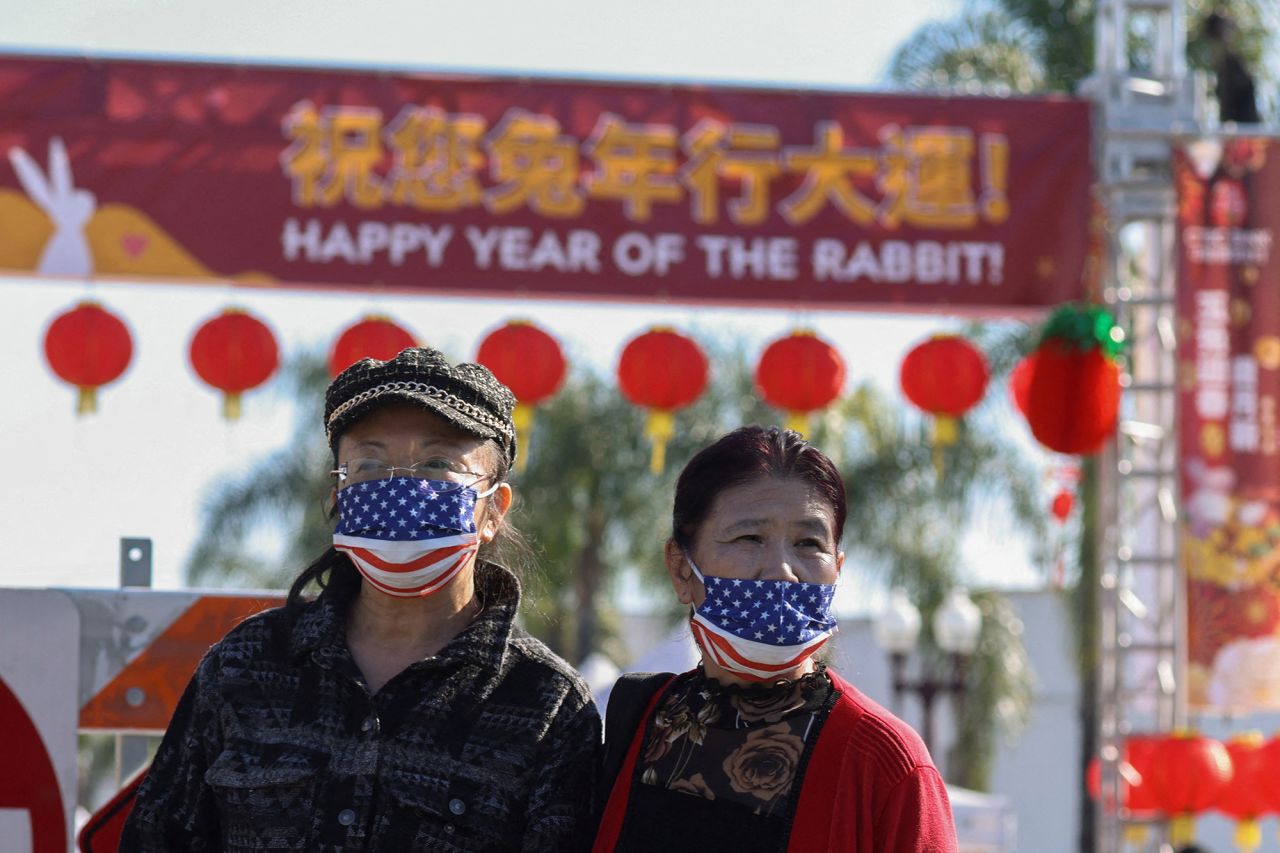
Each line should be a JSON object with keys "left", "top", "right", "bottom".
{"left": 333, "top": 476, "right": 496, "bottom": 598}
{"left": 686, "top": 555, "right": 838, "bottom": 682}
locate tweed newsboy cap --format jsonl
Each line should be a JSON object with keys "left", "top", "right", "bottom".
{"left": 324, "top": 348, "right": 517, "bottom": 467}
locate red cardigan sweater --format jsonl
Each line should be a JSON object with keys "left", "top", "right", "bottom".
{"left": 594, "top": 668, "right": 959, "bottom": 853}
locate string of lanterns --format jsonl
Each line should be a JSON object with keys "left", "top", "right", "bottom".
{"left": 1087, "top": 730, "right": 1280, "bottom": 852}
{"left": 40, "top": 299, "right": 1126, "bottom": 472}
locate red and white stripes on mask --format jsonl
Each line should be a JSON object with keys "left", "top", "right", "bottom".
{"left": 333, "top": 476, "right": 496, "bottom": 598}
{"left": 686, "top": 555, "right": 838, "bottom": 682}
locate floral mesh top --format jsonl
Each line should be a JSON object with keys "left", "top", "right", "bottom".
{"left": 615, "top": 664, "right": 834, "bottom": 851}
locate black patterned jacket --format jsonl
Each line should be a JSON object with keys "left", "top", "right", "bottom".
{"left": 120, "top": 563, "right": 601, "bottom": 852}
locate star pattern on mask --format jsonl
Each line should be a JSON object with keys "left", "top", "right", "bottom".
{"left": 699, "top": 575, "right": 837, "bottom": 645}
{"left": 336, "top": 476, "right": 479, "bottom": 540}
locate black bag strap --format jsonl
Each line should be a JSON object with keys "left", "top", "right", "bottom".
{"left": 600, "top": 671, "right": 674, "bottom": 798}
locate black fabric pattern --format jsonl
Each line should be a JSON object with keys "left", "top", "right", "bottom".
{"left": 614, "top": 665, "right": 833, "bottom": 852}
{"left": 121, "top": 563, "right": 600, "bottom": 852}
{"left": 325, "top": 347, "right": 518, "bottom": 466}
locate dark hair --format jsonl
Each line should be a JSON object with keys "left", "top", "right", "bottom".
{"left": 671, "top": 425, "right": 847, "bottom": 551}
{"left": 287, "top": 438, "right": 526, "bottom": 607}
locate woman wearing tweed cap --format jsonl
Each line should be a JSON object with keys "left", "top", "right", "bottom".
{"left": 123, "top": 348, "right": 601, "bottom": 852}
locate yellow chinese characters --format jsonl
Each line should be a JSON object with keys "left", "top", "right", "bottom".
{"left": 681, "top": 119, "right": 781, "bottom": 226}
{"left": 282, "top": 102, "right": 384, "bottom": 209}
{"left": 485, "top": 111, "right": 584, "bottom": 218}
{"left": 583, "top": 115, "right": 681, "bottom": 221}
{"left": 279, "top": 103, "right": 1012, "bottom": 229}
{"left": 385, "top": 106, "right": 485, "bottom": 212}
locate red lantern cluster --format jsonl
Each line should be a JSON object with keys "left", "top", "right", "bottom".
{"left": 190, "top": 308, "right": 279, "bottom": 420}
{"left": 755, "top": 330, "right": 845, "bottom": 435}
{"left": 1088, "top": 730, "right": 1280, "bottom": 850}
{"left": 617, "top": 327, "right": 709, "bottom": 473}
{"left": 476, "top": 320, "right": 567, "bottom": 470}
{"left": 43, "top": 301, "right": 133, "bottom": 414}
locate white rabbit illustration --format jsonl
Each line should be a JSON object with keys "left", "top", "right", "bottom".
{"left": 7, "top": 136, "right": 96, "bottom": 277}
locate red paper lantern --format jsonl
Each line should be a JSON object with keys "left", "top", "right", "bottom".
{"left": 329, "top": 316, "right": 416, "bottom": 377}
{"left": 1124, "top": 734, "right": 1161, "bottom": 817}
{"left": 1216, "top": 731, "right": 1270, "bottom": 853}
{"left": 1026, "top": 339, "right": 1121, "bottom": 455}
{"left": 43, "top": 301, "right": 133, "bottom": 415}
{"left": 1261, "top": 736, "right": 1280, "bottom": 815}
{"left": 1086, "top": 735, "right": 1161, "bottom": 847}
{"left": 476, "top": 320, "right": 568, "bottom": 471}
{"left": 900, "top": 334, "right": 989, "bottom": 420}
{"left": 1023, "top": 305, "right": 1124, "bottom": 456}
{"left": 754, "top": 330, "right": 845, "bottom": 435}
{"left": 1051, "top": 489, "right": 1074, "bottom": 522}
{"left": 1146, "top": 731, "right": 1233, "bottom": 848}
{"left": 190, "top": 308, "right": 279, "bottom": 420}
{"left": 1009, "top": 352, "right": 1037, "bottom": 416}
{"left": 899, "top": 334, "right": 988, "bottom": 475}
{"left": 618, "top": 327, "right": 708, "bottom": 473}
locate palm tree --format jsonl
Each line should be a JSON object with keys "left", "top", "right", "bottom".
{"left": 888, "top": 0, "right": 1272, "bottom": 119}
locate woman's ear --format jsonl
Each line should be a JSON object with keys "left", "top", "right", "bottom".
{"left": 836, "top": 550, "right": 845, "bottom": 576}
{"left": 665, "top": 540, "right": 696, "bottom": 605}
{"left": 480, "top": 483, "right": 513, "bottom": 543}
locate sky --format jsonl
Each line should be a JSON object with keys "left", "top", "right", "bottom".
{"left": 0, "top": 0, "right": 1057, "bottom": 603}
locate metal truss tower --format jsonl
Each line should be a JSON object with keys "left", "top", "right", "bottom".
{"left": 1084, "top": 0, "right": 1194, "bottom": 850}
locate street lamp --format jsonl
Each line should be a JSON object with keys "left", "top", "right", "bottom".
{"left": 873, "top": 587, "right": 983, "bottom": 756}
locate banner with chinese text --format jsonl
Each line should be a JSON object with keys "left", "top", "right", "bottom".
{"left": 0, "top": 56, "right": 1092, "bottom": 310}
{"left": 1176, "top": 138, "right": 1280, "bottom": 712}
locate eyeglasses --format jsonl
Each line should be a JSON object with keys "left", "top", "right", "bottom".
{"left": 331, "top": 456, "right": 492, "bottom": 491}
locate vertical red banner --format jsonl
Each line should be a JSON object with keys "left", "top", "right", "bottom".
{"left": 1176, "top": 138, "right": 1280, "bottom": 712}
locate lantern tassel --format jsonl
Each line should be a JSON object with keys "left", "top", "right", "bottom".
{"left": 513, "top": 403, "right": 534, "bottom": 473}
{"left": 1170, "top": 814, "right": 1196, "bottom": 849}
{"left": 785, "top": 411, "right": 809, "bottom": 436}
{"left": 932, "top": 414, "right": 958, "bottom": 480}
{"left": 645, "top": 410, "right": 675, "bottom": 475}
{"left": 1235, "top": 818, "right": 1260, "bottom": 852}
{"left": 223, "top": 392, "right": 242, "bottom": 421}
{"left": 1121, "top": 826, "right": 1148, "bottom": 848}
{"left": 76, "top": 386, "right": 98, "bottom": 416}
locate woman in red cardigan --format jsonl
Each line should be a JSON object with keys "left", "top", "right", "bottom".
{"left": 595, "top": 426, "right": 958, "bottom": 852}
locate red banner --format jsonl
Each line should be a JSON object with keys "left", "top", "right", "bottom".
{"left": 1176, "top": 138, "right": 1280, "bottom": 712}
{"left": 0, "top": 56, "right": 1092, "bottom": 310}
